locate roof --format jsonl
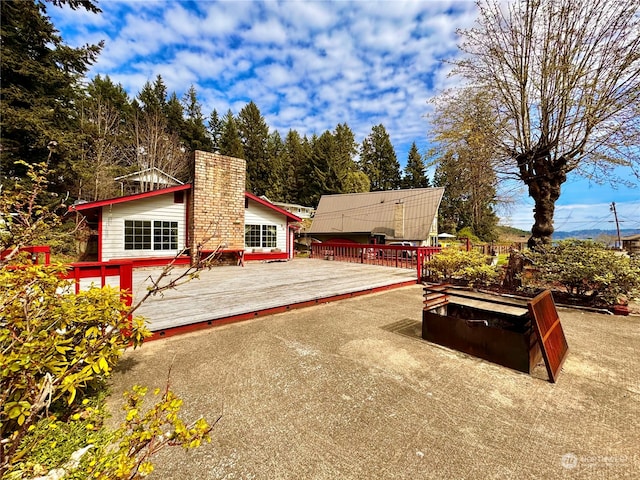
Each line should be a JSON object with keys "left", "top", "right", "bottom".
{"left": 621, "top": 234, "right": 640, "bottom": 241}
{"left": 69, "top": 186, "right": 302, "bottom": 223}
{"left": 114, "top": 167, "right": 183, "bottom": 185}
{"left": 69, "top": 184, "right": 192, "bottom": 212}
{"left": 308, "top": 188, "right": 445, "bottom": 240}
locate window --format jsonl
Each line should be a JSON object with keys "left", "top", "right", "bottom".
{"left": 153, "top": 221, "right": 178, "bottom": 250}
{"left": 262, "top": 225, "right": 277, "bottom": 248}
{"left": 245, "top": 225, "right": 261, "bottom": 247}
{"left": 245, "top": 224, "right": 277, "bottom": 248}
{"left": 125, "top": 220, "right": 151, "bottom": 250}
{"left": 124, "top": 220, "right": 178, "bottom": 250}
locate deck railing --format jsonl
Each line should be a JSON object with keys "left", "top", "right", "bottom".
{"left": 310, "top": 242, "right": 441, "bottom": 281}
{"left": 63, "top": 261, "right": 134, "bottom": 308}
{"left": 3, "top": 245, "right": 134, "bottom": 310}
{"left": 1, "top": 245, "right": 52, "bottom": 264}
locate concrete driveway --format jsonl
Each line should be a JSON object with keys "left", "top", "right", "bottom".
{"left": 109, "top": 285, "right": 639, "bottom": 479}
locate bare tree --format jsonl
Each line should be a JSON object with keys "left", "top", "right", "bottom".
{"left": 130, "top": 108, "right": 191, "bottom": 190}
{"left": 76, "top": 76, "right": 131, "bottom": 201}
{"left": 453, "top": 0, "right": 640, "bottom": 248}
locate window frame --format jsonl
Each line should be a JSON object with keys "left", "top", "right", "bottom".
{"left": 124, "top": 220, "right": 151, "bottom": 250}
{"left": 153, "top": 220, "right": 178, "bottom": 250}
{"left": 245, "top": 224, "right": 278, "bottom": 249}
{"left": 124, "top": 219, "right": 178, "bottom": 251}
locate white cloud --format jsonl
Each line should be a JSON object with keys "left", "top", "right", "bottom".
{"left": 242, "top": 17, "right": 289, "bottom": 44}
{"left": 44, "top": 1, "right": 638, "bottom": 224}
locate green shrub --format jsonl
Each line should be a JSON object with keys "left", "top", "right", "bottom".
{"left": 1, "top": 265, "right": 212, "bottom": 478}
{"left": 526, "top": 240, "right": 640, "bottom": 305}
{"left": 427, "top": 248, "right": 499, "bottom": 286}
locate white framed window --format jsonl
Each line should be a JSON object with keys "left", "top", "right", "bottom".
{"left": 124, "top": 220, "right": 178, "bottom": 250}
{"left": 245, "top": 224, "right": 277, "bottom": 248}
{"left": 153, "top": 221, "right": 178, "bottom": 250}
{"left": 124, "top": 220, "right": 151, "bottom": 250}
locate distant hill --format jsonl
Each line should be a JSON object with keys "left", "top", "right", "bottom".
{"left": 496, "top": 226, "right": 640, "bottom": 243}
{"left": 552, "top": 229, "right": 640, "bottom": 241}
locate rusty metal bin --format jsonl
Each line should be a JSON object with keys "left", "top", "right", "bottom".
{"left": 422, "top": 286, "right": 542, "bottom": 374}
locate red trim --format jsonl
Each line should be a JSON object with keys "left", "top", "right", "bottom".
{"left": 185, "top": 190, "right": 191, "bottom": 249}
{"left": 245, "top": 192, "right": 302, "bottom": 222}
{"left": 69, "top": 184, "right": 192, "bottom": 213}
{"left": 148, "top": 279, "right": 416, "bottom": 340}
{"left": 97, "top": 209, "right": 103, "bottom": 262}
{"left": 73, "top": 255, "right": 192, "bottom": 269}
{"left": 244, "top": 251, "right": 288, "bottom": 262}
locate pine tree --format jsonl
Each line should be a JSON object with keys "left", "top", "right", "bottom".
{"left": 0, "top": 0, "right": 103, "bottom": 181}
{"left": 303, "top": 124, "right": 362, "bottom": 205}
{"left": 208, "top": 109, "right": 222, "bottom": 152}
{"left": 237, "top": 102, "right": 269, "bottom": 195}
{"left": 264, "top": 131, "right": 288, "bottom": 201}
{"left": 402, "top": 142, "right": 430, "bottom": 189}
{"left": 181, "top": 85, "right": 212, "bottom": 152}
{"left": 219, "top": 110, "right": 244, "bottom": 159}
{"left": 138, "top": 76, "right": 167, "bottom": 114}
{"left": 359, "top": 124, "right": 400, "bottom": 191}
{"left": 284, "top": 130, "right": 311, "bottom": 204}
{"left": 165, "top": 93, "right": 185, "bottom": 139}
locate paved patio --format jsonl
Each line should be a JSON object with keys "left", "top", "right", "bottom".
{"left": 110, "top": 284, "right": 639, "bottom": 479}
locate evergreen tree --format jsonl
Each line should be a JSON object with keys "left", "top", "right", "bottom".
{"left": 264, "top": 131, "right": 288, "bottom": 201}
{"left": 181, "top": 85, "right": 212, "bottom": 152}
{"left": 208, "top": 109, "right": 222, "bottom": 152}
{"left": 237, "top": 102, "right": 269, "bottom": 195}
{"left": 303, "top": 124, "right": 363, "bottom": 205}
{"left": 359, "top": 124, "right": 401, "bottom": 191}
{"left": 138, "top": 76, "right": 167, "bottom": 114}
{"left": 0, "top": 0, "right": 102, "bottom": 181}
{"left": 165, "top": 93, "right": 185, "bottom": 139}
{"left": 402, "top": 142, "right": 430, "bottom": 189}
{"left": 219, "top": 110, "right": 244, "bottom": 159}
{"left": 284, "top": 130, "right": 311, "bottom": 204}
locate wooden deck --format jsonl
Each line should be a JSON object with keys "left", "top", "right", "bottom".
{"left": 132, "top": 257, "right": 417, "bottom": 336}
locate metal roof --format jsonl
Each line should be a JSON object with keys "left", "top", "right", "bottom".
{"left": 308, "top": 188, "right": 445, "bottom": 240}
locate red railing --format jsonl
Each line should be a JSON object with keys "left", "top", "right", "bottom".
{"left": 1, "top": 245, "right": 51, "bottom": 264}
{"left": 64, "top": 261, "right": 134, "bottom": 309}
{"left": 3, "top": 246, "right": 133, "bottom": 311}
{"left": 310, "top": 242, "right": 441, "bottom": 281}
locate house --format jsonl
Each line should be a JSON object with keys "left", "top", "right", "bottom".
{"left": 622, "top": 234, "right": 640, "bottom": 255}
{"left": 308, "top": 188, "right": 445, "bottom": 246}
{"left": 114, "top": 167, "right": 184, "bottom": 195}
{"left": 69, "top": 151, "right": 301, "bottom": 266}
{"left": 270, "top": 201, "right": 315, "bottom": 219}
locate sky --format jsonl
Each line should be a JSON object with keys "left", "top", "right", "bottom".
{"left": 47, "top": 0, "right": 640, "bottom": 233}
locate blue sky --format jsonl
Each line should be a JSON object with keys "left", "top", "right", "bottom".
{"left": 48, "top": 0, "right": 639, "bottom": 232}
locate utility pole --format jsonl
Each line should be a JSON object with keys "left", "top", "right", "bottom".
{"left": 610, "top": 202, "right": 622, "bottom": 249}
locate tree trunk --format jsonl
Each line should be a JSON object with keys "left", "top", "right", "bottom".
{"left": 526, "top": 175, "right": 564, "bottom": 250}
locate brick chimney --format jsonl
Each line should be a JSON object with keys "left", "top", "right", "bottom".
{"left": 189, "top": 151, "right": 246, "bottom": 263}
{"left": 393, "top": 202, "right": 405, "bottom": 239}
